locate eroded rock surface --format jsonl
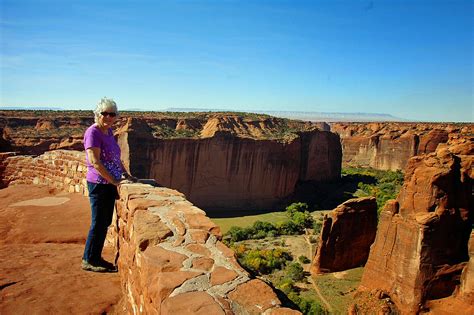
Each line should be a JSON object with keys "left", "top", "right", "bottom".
{"left": 331, "top": 122, "right": 472, "bottom": 170}
{"left": 358, "top": 137, "right": 473, "bottom": 313}
{"left": 310, "top": 197, "right": 377, "bottom": 274}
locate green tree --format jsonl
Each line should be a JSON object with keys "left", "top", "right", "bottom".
{"left": 287, "top": 262, "right": 305, "bottom": 281}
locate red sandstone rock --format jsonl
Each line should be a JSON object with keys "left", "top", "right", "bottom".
{"left": 311, "top": 197, "right": 377, "bottom": 274}
{"left": 141, "top": 245, "right": 187, "bottom": 272}
{"left": 359, "top": 139, "right": 473, "bottom": 313}
{"left": 183, "top": 212, "right": 222, "bottom": 237}
{"left": 267, "top": 307, "right": 302, "bottom": 315}
{"left": 459, "top": 231, "right": 474, "bottom": 300}
{"left": 228, "top": 279, "right": 281, "bottom": 314}
{"left": 132, "top": 210, "right": 173, "bottom": 250}
{"left": 161, "top": 291, "right": 225, "bottom": 315}
{"left": 210, "top": 266, "right": 238, "bottom": 285}
{"left": 192, "top": 257, "right": 215, "bottom": 271}
{"left": 190, "top": 229, "right": 210, "bottom": 243}
{"left": 142, "top": 271, "right": 202, "bottom": 314}
{"left": 186, "top": 243, "right": 211, "bottom": 256}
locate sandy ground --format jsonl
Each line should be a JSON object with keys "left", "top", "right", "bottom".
{"left": 0, "top": 185, "right": 122, "bottom": 315}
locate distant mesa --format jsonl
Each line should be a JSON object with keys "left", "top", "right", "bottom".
{"left": 0, "top": 106, "right": 424, "bottom": 122}
{"left": 165, "top": 107, "right": 407, "bottom": 122}
{"left": 0, "top": 106, "right": 64, "bottom": 110}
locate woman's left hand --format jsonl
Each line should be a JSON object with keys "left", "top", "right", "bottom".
{"left": 122, "top": 173, "right": 138, "bottom": 183}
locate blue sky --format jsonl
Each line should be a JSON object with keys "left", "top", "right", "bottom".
{"left": 1, "top": 0, "right": 472, "bottom": 122}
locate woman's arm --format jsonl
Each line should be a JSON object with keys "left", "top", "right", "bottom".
{"left": 86, "top": 147, "right": 121, "bottom": 186}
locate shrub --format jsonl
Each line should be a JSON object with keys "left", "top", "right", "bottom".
{"left": 287, "top": 262, "right": 305, "bottom": 281}
{"left": 236, "top": 248, "right": 292, "bottom": 275}
{"left": 298, "top": 255, "right": 311, "bottom": 264}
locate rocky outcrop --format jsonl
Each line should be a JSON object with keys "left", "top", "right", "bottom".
{"left": 331, "top": 122, "right": 472, "bottom": 170}
{"left": 358, "top": 137, "right": 473, "bottom": 313}
{"left": 310, "top": 197, "right": 377, "bottom": 274}
{"left": 118, "top": 118, "right": 342, "bottom": 210}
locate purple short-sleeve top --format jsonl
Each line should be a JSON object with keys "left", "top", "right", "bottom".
{"left": 83, "top": 124, "right": 123, "bottom": 184}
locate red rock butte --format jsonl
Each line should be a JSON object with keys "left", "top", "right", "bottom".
{"left": 358, "top": 136, "right": 473, "bottom": 314}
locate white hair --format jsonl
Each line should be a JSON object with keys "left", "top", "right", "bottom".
{"left": 93, "top": 97, "right": 118, "bottom": 123}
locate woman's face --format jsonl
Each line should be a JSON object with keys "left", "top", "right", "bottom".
{"left": 98, "top": 107, "right": 117, "bottom": 128}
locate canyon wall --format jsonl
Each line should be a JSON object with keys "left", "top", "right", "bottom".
{"left": 1, "top": 112, "right": 342, "bottom": 211}
{"left": 358, "top": 137, "right": 473, "bottom": 313}
{"left": 310, "top": 197, "right": 377, "bottom": 274}
{"left": 118, "top": 118, "right": 342, "bottom": 210}
{"left": 331, "top": 122, "right": 472, "bottom": 171}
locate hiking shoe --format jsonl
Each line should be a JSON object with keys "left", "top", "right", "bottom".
{"left": 98, "top": 258, "right": 118, "bottom": 272}
{"left": 81, "top": 259, "right": 116, "bottom": 273}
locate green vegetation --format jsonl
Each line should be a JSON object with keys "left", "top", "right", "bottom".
{"left": 210, "top": 210, "right": 288, "bottom": 234}
{"left": 298, "top": 255, "right": 311, "bottom": 264}
{"left": 224, "top": 202, "right": 314, "bottom": 244}
{"left": 310, "top": 267, "right": 364, "bottom": 313}
{"left": 149, "top": 123, "right": 200, "bottom": 138}
{"left": 219, "top": 202, "right": 328, "bottom": 314}
{"left": 233, "top": 245, "right": 292, "bottom": 275}
{"left": 342, "top": 167, "right": 404, "bottom": 213}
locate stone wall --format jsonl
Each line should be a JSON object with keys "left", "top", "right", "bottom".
{"left": 0, "top": 150, "right": 87, "bottom": 194}
{"left": 114, "top": 183, "right": 300, "bottom": 314}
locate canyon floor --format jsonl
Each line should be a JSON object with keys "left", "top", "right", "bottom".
{"left": 0, "top": 185, "right": 122, "bottom": 315}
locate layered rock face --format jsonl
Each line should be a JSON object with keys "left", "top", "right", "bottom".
{"left": 118, "top": 117, "right": 342, "bottom": 210}
{"left": 359, "top": 137, "right": 473, "bottom": 313}
{"left": 331, "top": 122, "right": 472, "bottom": 170}
{"left": 1, "top": 111, "right": 341, "bottom": 210}
{"left": 115, "top": 183, "right": 300, "bottom": 314}
{"left": 310, "top": 197, "right": 377, "bottom": 274}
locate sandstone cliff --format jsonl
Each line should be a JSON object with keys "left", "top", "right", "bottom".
{"left": 331, "top": 122, "right": 472, "bottom": 170}
{"left": 1, "top": 111, "right": 341, "bottom": 210}
{"left": 310, "top": 197, "right": 377, "bottom": 274}
{"left": 358, "top": 136, "right": 473, "bottom": 313}
{"left": 117, "top": 117, "right": 342, "bottom": 210}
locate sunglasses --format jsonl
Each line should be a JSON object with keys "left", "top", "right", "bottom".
{"left": 100, "top": 111, "right": 117, "bottom": 117}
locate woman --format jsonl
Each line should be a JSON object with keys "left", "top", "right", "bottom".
{"left": 82, "top": 97, "right": 135, "bottom": 272}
